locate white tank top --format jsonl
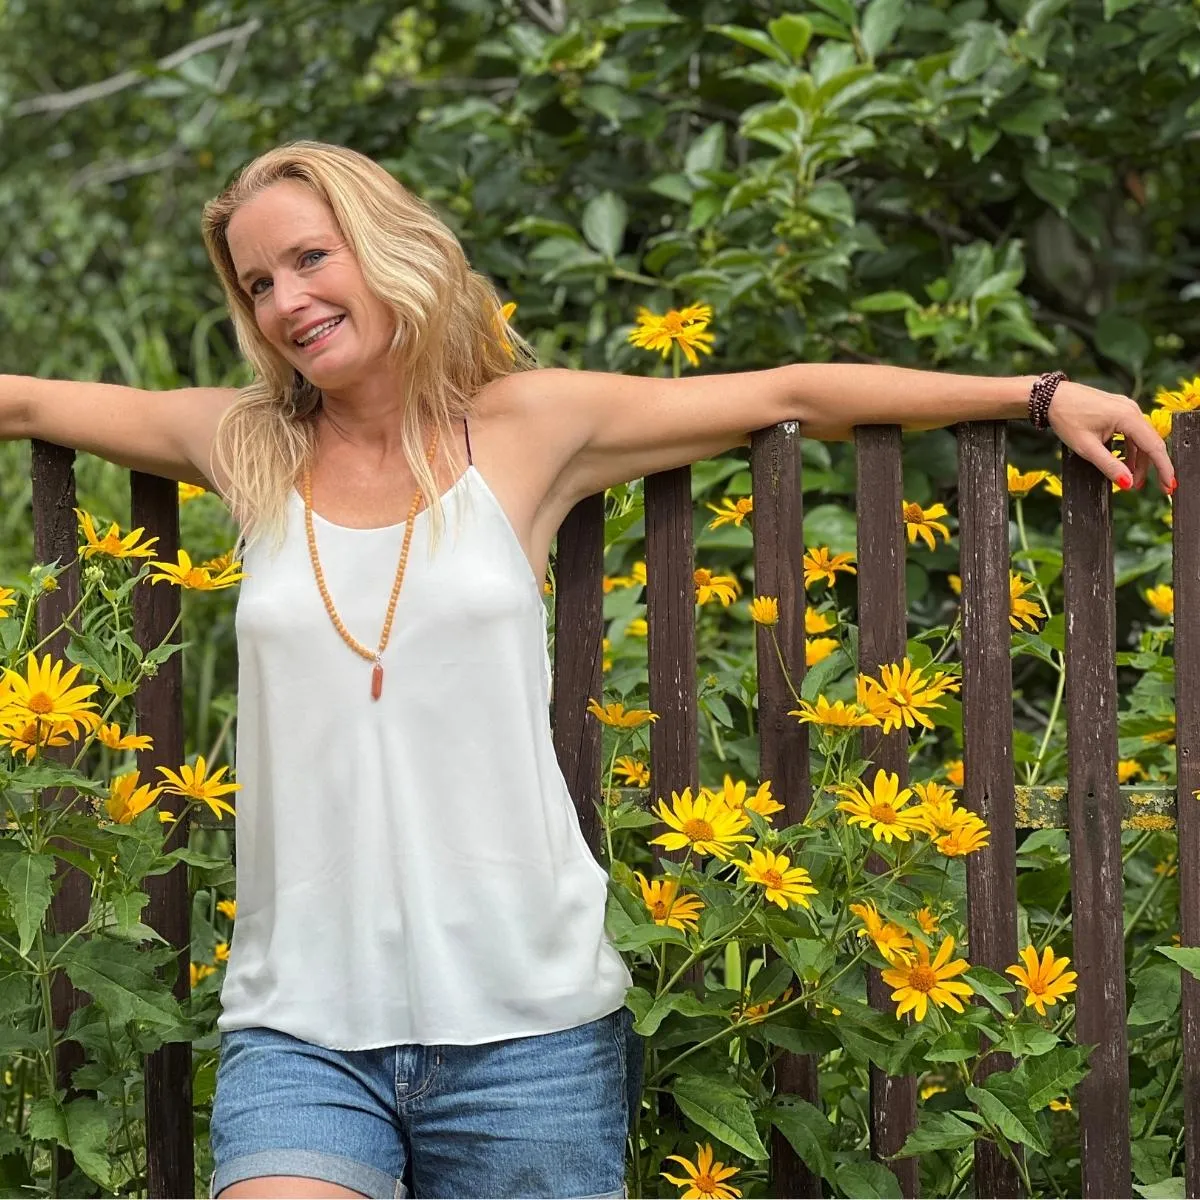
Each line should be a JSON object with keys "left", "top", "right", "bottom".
{"left": 216, "top": 454, "right": 632, "bottom": 1050}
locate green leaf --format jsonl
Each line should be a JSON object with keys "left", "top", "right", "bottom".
{"left": 1, "top": 851, "right": 55, "bottom": 957}
{"left": 767, "top": 15, "right": 813, "bottom": 60}
{"left": 707, "top": 24, "right": 790, "bottom": 65}
{"left": 1015, "top": 1045, "right": 1092, "bottom": 1110}
{"left": 27, "top": 1097, "right": 67, "bottom": 1145}
{"left": 809, "top": 0, "right": 858, "bottom": 28}
{"left": 63, "top": 1097, "right": 114, "bottom": 1189}
{"left": 58, "top": 936, "right": 183, "bottom": 1028}
{"left": 1103, "top": 0, "right": 1141, "bottom": 16}
{"left": 767, "top": 1097, "right": 836, "bottom": 1181}
{"left": 861, "top": 0, "right": 907, "bottom": 59}
{"left": 963, "top": 967, "right": 1014, "bottom": 1017}
{"left": 1134, "top": 1179, "right": 1185, "bottom": 1199}
{"left": 611, "top": 923, "right": 690, "bottom": 952}
{"left": 670, "top": 1074, "right": 770, "bottom": 1160}
{"left": 967, "top": 1076, "right": 1048, "bottom": 1154}
{"left": 896, "top": 1110, "right": 977, "bottom": 1157}
{"left": 685, "top": 122, "right": 727, "bottom": 180}
{"left": 853, "top": 290, "right": 917, "bottom": 313}
{"left": 1095, "top": 312, "right": 1151, "bottom": 374}
{"left": 994, "top": 1023, "right": 1059, "bottom": 1058}
{"left": 950, "top": 24, "right": 1003, "bottom": 81}
{"left": 1128, "top": 961, "right": 1180, "bottom": 1026}
{"left": 835, "top": 1158, "right": 902, "bottom": 1198}
{"left": 1156, "top": 944, "right": 1200, "bottom": 981}
{"left": 631, "top": 990, "right": 718, "bottom": 1037}
{"left": 581, "top": 192, "right": 627, "bottom": 260}
{"left": 1023, "top": 164, "right": 1079, "bottom": 215}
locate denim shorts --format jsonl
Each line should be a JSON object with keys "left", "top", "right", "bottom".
{"left": 209, "top": 1006, "right": 643, "bottom": 1199}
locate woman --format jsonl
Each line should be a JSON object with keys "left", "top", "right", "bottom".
{"left": 0, "top": 142, "right": 1174, "bottom": 1200}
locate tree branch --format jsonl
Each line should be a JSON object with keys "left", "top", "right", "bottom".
{"left": 12, "top": 19, "right": 261, "bottom": 117}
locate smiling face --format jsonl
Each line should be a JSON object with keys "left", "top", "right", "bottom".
{"left": 226, "top": 180, "right": 398, "bottom": 391}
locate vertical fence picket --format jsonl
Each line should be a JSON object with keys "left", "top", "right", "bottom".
{"left": 854, "top": 426, "right": 918, "bottom": 1196}
{"left": 1172, "top": 412, "right": 1200, "bottom": 1198}
{"left": 1062, "top": 446, "right": 1130, "bottom": 1197}
{"left": 552, "top": 494, "right": 606, "bottom": 854}
{"left": 957, "top": 422, "right": 1021, "bottom": 1197}
{"left": 30, "top": 440, "right": 90, "bottom": 1187}
{"left": 751, "top": 423, "right": 819, "bottom": 1198}
{"left": 130, "top": 473, "right": 192, "bottom": 1199}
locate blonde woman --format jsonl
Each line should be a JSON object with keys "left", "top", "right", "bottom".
{"left": 0, "top": 142, "right": 1174, "bottom": 1200}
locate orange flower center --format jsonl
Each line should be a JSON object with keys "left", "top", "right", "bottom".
{"left": 99, "top": 534, "right": 124, "bottom": 552}
{"left": 651, "top": 900, "right": 669, "bottom": 920}
{"left": 695, "top": 1174, "right": 717, "bottom": 1194}
{"left": 26, "top": 693, "right": 53, "bottom": 715}
{"left": 762, "top": 870, "right": 784, "bottom": 888}
{"left": 683, "top": 818, "right": 715, "bottom": 842}
{"left": 870, "top": 803, "right": 898, "bottom": 824}
{"left": 903, "top": 503, "right": 924, "bottom": 522}
{"left": 183, "top": 569, "right": 209, "bottom": 588}
{"left": 909, "top": 966, "right": 938, "bottom": 993}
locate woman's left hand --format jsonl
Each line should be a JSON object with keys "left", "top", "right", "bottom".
{"left": 1047, "top": 381, "right": 1176, "bottom": 494}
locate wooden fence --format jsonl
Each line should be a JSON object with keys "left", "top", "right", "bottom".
{"left": 20, "top": 409, "right": 1199, "bottom": 1198}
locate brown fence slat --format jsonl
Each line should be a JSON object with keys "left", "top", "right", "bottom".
{"left": 30, "top": 440, "right": 90, "bottom": 1187}
{"left": 957, "top": 422, "right": 1021, "bottom": 1197}
{"left": 131, "top": 472, "right": 193, "bottom": 1199}
{"left": 751, "top": 422, "right": 820, "bottom": 1198}
{"left": 1172, "top": 412, "right": 1200, "bottom": 1199}
{"left": 1062, "top": 445, "right": 1130, "bottom": 1197}
{"left": 552, "top": 493, "right": 606, "bottom": 855}
{"left": 854, "top": 426, "right": 918, "bottom": 1197}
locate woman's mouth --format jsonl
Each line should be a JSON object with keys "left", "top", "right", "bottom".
{"left": 294, "top": 315, "right": 345, "bottom": 352}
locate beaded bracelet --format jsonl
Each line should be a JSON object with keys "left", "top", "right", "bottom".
{"left": 1029, "top": 370, "right": 1067, "bottom": 430}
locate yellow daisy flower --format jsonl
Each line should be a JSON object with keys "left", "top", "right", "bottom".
{"left": 214, "top": 942, "right": 230, "bottom": 963}
{"left": 200, "top": 550, "right": 236, "bottom": 573}
{"left": 735, "top": 985, "right": 794, "bottom": 1024}
{"left": 1009, "top": 572, "right": 1046, "bottom": 631}
{"left": 944, "top": 759, "right": 964, "bottom": 787}
{"left": 0, "top": 715, "right": 73, "bottom": 761}
{"left": 1117, "top": 759, "right": 1145, "bottom": 784}
{"left": 835, "top": 769, "right": 925, "bottom": 843}
{"left": 736, "top": 847, "right": 816, "bottom": 909}
{"left": 848, "top": 900, "right": 914, "bottom": 964}
{"left": 105, "top": 770, "right": 164, "bottom": 824}
{"left": 701, "top": 775, "right": 784, "bottom": 821}
{"left": 496, "top": 300, "right": 518, "bottom": 355}
{"left": 75, "top": 509, "right": 159, "bottom": 559}
{"left": 803, "top": 546, "right": 857, "bottom": 588}
{"left": 190, "top": 963, "right": 217, "bottom": 988}
{"left": 1145, "top": 583, "right": 1174, "bottom": 619}
{"left": 614, "top": 756, "right": 650, "bottom": 787}
{"left": 661, "top": 1142, "right": 742, "bottom": 1199}
{"left": 178, "top": 482, "right": 208, "bottom": 503}
{"left": 858, "top": 658, "right": 953, "bottom": 734}
{"left": 1150, "top": 408, "right": 1173, "bottom": 439}
{"left": 694, "top": 568, "right": 740, "bottom": 606}
{"left": 805, "top": 637, "right": 839, "bottom": 666}
{"left": 789, "top": 696, "right": 879, "bottom": 730}
{"left": 1155, "top": 376, "right": 1200, "bottom": 411}
{"left": 586, "top": 699, "right": 658, "bottom": 728}
{"left": 1007, "top": 465, "right": 1049, "bottom": 497}
{"left": 1043, "top": 473, "right": 1063, "bottom": 498}
{"left": 628, "top": 304, "right": 716, "bottom": 368}
{"left": 649, "top": 788, "right": 754, "bottom": 860}
{"left": 626, "top": 617, "right": 648, "bottom": 638}
{"left": 147, "top": 549, "right": 245, "bottom": 590}
{"left": 902, "top": 501, "right": 951, "bottom": 551}
{"left": 2, "top": 653, "right": 99, "bottom": 739}
{"left": 1049, "top": 1097, "right": 1072, "bottom": 1112}
{"left": 0, "top": 587, "right": 16, "bottom": 619}
{"left": 1005, "top": 944, "right": 1078, "bottom": 1016}
{"left": 216, "top": 899, "right": 238, "bottom": 920}
{"left": 881, "top": 935, "right": 974, "bottom": 1022}
{"left": 706, "top": 496, "right": 753, "bottom": 529}
{"left": 749, "top": 596, "right": 778, "bottom": 626}
{"left": 635, "top": 872, "right": 704, "bottom": 931}
{"left": 805, "top": 606, "right": 835, "bottom": 634}
{"left": 95, "top": 722, "right": 153, "bottom": 752}
{"left": 914, "top": 907, "right": 940, "bottom": 934}
{"left": 935, "top": 816, "right": 990, "bottom": 857}
{"left": 156, "top": 755, "right": 239, "bottom": 821}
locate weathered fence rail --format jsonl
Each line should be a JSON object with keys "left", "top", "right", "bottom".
{"left": 18, "top": 410, "right": 1200, "bottom": 1198}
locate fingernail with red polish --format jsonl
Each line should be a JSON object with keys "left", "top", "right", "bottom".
{"left": 1168, "top": 478, "right": 1178, "bottom": 494}
{"left": 1118, "top": 474, "right": 1133, "bottom": 490}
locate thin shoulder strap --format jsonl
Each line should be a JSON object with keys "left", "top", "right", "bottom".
{"left": 463, "top": 417, "right": 474, "bottom": 466}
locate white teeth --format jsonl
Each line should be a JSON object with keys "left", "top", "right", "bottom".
{"left": 296, "top": 316, "right": 343, "bottom": 346}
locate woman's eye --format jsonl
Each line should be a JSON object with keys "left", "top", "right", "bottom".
{"left": 301, "top": 250, "right": 326, "bottom": 267}
{"left": 250, "top": 278, "right": 271, "bottom": 297}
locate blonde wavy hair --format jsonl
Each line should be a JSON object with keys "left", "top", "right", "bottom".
{"left": 200, "top": 140, "right": 536, "bottom": 548}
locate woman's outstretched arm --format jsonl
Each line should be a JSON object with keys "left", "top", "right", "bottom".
{"left": 0, "top": 374, "right": 236, "bottom": 488}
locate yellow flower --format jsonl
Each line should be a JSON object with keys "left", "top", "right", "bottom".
{"left": 902, "top": 501, "right": 951, "bottom": 551}
{"left": 628, "top": 304, "right": 716, "bottom": 368}
{"left": 1007, "top": 465, "right": 1049, "bottom": 497}
{"left": 601, "top": 637, "right": 611, "bottom": 672}
{"left": 1117, "top": 759, "right": 1145, "bottom": 784}
{"left": 649, "top": 788, "right": 754, "bottom": 860}
{"left": 602, "top": 573, "right": 636, "bottom": 593}
{"left": 948, "top": 573, "right": 962, "bottom": 595}
{"left": 737, "top": 847, "right": 816, "bottom": 909}
{"left": 1044, "top": 473, "right": 1063, "bottom": 498}
{"left": 920, "top": 1081, "right": 948, "bottom": 1100}
{"left": 881, "top": 936, "right": 974, "bottom": 1022}
{"left": 1155, "top": 376, "right": 1200, "bottom": 411}
{"left": 914, "top": 907, "right": 940, "bottom": 934}
{"left": 1148, "top": 722, "right": 1176, "bottom": 745}
{"left": 944, "top": 759, "right": 964, "bottom": 787}
{"left": 1145, "top": 584, "right": 1174, "bottom": 619}
{"left": 190, "top": 963, "right": 217, "bottom": 988}
{"left": 40, "top": 576, "right": 58, "bottom": 593}
{"left": 147, "top": 549, "right": 245, "bottom": 590}
{"left": 909, "top": 782, "right": 968, "bottom": 838}
{"left": 1005, "top": 944, "right": 1078, "bottom": 1016}
{"left": 105, "top": 771, "right": 164, "bottom": 824}
{"left": 635, "top": 872, "right": 704, "bottom": 931}
{"left": 735, "top": 986, "right": 794, "bottom": 1025}
{"left": 95, "top": 722, "right": 153, "bottom": 752}
{"left": 749, "top": 596, "right": 778, "bottom": 626}
{"left": 2, "top": 653, "right": 99, "bottom": 740}
{"left": 1049, "top": 1097, "right": 1072, "bottom": 1112}
{"left": 75, "top": 509, "right": 159, "bottom": 559}
{"left": 156, "top": 756, "right": 239, "bottom": 821}
{"left": 706, "top": 496, "right": 753, "bottom": 529}
{"left": 0, "top": 716, "right": 73, "bottom": 760}
{"left": 848, "top": 900, "right": 914, "bottom": 964}
{"left": 694, "top": 568, "right": 740, "bottom": 606}
{"left": 836, "top": 769, "right": 925, "bottom": 843}
{"left": 701, "top": 775, "right": 785, "bottom": 821}
{"left": 661, "top": 1143, "right": 742, "bottom": 1199}
{"left": 805, "top": 637, "right": 839, "bottom": 666}
{"left": 214, "top": 941, "right": 230, "bottom": 963}
{"left": 627, "top": 617, "right": 648, "bottom": 638}
{"left": 805, "top": 606, "right": 835, "bottom": 634}
{"left": 858, "top": 658, "right": 953, "bottom": 734}
{"left": 178, "top": 482, "right": 208, "bottom": 503}
{"left": 789, "top": 696, "right": 879, "bottom": 730}
{"left": 216, "top": 899, "right": 238, "bottom": 920}
{"left": 1009, "top": 572, "right": 1046, "bottom": 631}
{"left": 496, "top": 300, "right": 518, "bottom": 355}
{"left": 1150, "top": 408, "right": 1173, "bottom": 439}
{"left": 200, "top": 550, "right": 236, "bottom": 573}
{"left": 803, "top": 547, "right": 857, "bottom": 588}
{"left": 587, "top": 699, "right": 658, "bottom": 728}
{"left": 614, "top": 756, "right": 650, "bottom": 787}
{"left": 936, "top": 817, "right": 990, "bottom": 857}
{"left": 0, "top": 587, "right": 16, "bottom": 619}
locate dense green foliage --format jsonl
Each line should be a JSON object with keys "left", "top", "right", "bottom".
{"left": 1, "top": 0, "right": 1200, "bottom": 1195}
